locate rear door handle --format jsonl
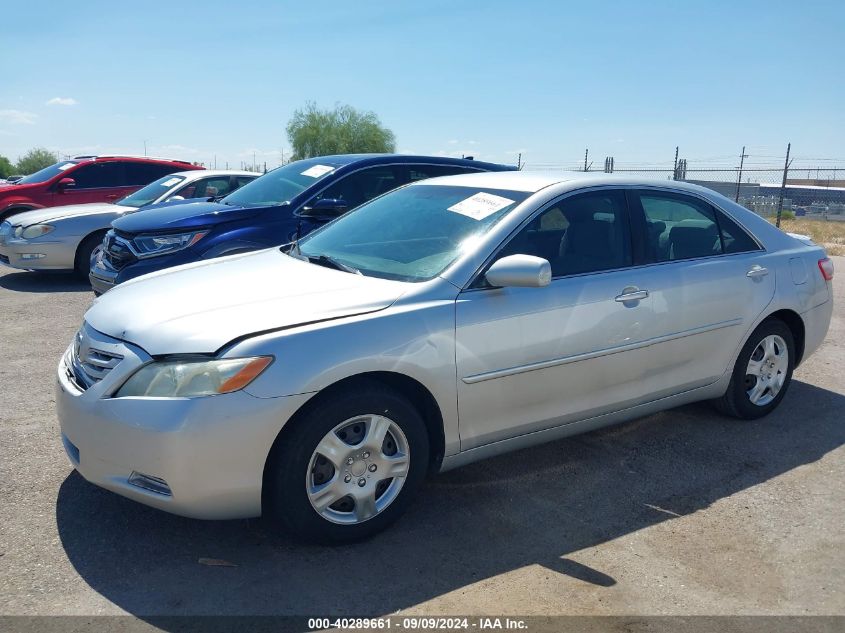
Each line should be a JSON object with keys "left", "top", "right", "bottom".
{"left": 746, "top": 265, "right": 769, "bottom": 278}
{"left": 615, "top": 288, "right": 649, "bottom": 302}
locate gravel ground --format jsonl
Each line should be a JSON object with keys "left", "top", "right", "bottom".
{"left": 0, "top": 259, "right": 842, "bottom": 619}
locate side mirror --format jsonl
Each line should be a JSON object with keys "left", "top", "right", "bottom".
{"left": 167, "top": 195, "right": 185, "bottom": 202}
{"left": 301, "top": 197, "right": 349, "bottom": 219}
{"left": 485, "top": 254, "right": 552, "bottom": 288}
{"left": 57, "top": 177, "right": 76, "bottom": 191}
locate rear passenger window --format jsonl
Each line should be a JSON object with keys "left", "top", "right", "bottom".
{"left": 638, "top": 193, "right": 722, "bottom": 262}
{"left": 124, "top": 163, "right": 180, "bottom": 185}
{"left": 497, "top": 190, "right": 631, "bottom": 278}
{"left": 404, "top": 165, "right": 475, "bottom": 182}
{"left": 718, "top": 212, "right": 761, "bottom": 253}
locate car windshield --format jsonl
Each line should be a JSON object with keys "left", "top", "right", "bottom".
{"left": 221, "top": 158, "right": 339, "bottom": 207}
{"left": 15, "top": 161, "right": 79, "bottom": 185}
{"left": 297, "top": 184, "right": 529, "bottom": 282}
{"left": 116, "top": 174, "right": 188, "bottom": 208}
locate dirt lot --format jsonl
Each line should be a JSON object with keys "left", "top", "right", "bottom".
{"left": 0, "top": 260, "right": 842, "bottom": 620}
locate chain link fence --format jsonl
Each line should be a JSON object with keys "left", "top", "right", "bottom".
{"left": 523, "top": 155, "right": 845, "bottom": 224}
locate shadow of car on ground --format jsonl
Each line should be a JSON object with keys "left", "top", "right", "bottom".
{"left": 0, "top": 270, "right": 90, "bottom": 294}
{"left": 56, "top": 380, "right": 844, "bottom": 619}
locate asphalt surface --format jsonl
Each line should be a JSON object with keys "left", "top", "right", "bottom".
{"left": 0, "top": 260, "right": 842, "bottom": 620}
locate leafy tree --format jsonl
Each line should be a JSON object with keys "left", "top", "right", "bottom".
{"left": 0, "top": 155, "right": 13, "bottom": 179}
{"left": 286, "top": 102, "right": 396, "bottom": 160}
{"left": 16, "top": 147, "right": 59, "bottom": 175}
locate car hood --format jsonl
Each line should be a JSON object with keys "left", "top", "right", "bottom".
{"left": 111, "top": 200, "right": 270, "bottom": 234}
{"left": 7, "top": 203, "right": 130, "bottom": 226}
{"left": 84, "top": 249, "right": 409, "bottom": 355}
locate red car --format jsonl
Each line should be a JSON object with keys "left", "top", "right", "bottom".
{"left": 0, "top": 155, "right": 203, "bottom": 222}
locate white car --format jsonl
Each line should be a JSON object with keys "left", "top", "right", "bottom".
{"left": 56, "top": 171, "right": 834, "bottom": 543}
{"left": 0, "top": 170, "right": 257, "bottom": 276}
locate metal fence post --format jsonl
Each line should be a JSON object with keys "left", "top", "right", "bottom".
{"left": 776, "top": 143, "right": 791, "bottom": 228}
{"left": 673, "top": 146, "right": 679, "bottom": 180}
{"left": 734, "top": 146, "right": 747, "bottom": 202}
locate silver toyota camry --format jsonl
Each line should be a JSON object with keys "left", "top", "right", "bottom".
{"left": 56, "top": 171, "right": 834, "bottom": 543}
{"left": 0, "top": 170, "right": 257, "bottom": 276}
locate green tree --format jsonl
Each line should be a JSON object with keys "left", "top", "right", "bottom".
{"left": 16, "top": 147, "right": 59, "bottom": 175}
{"left": 0, "top": 155, "right": 13, "bottom": 179}
{"left": 286, "top": 102, "right": 396, "bottom": 160}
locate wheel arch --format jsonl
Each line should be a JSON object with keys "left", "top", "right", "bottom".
{"left": 0, "top": 204, "right": 39, "bottom": 222}
{"left": 261, "top": 371, "right": 446, "bottom": 499}
{"left": 73, "top": 228, "right": 109, "bottom": 272}
{"left": 763, "top": 309, "right": 805, "bottom": 366}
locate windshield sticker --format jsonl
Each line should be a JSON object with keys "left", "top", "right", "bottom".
{"left": 447, "top": 192, "right": 515, "bottom": 220}
{"left": 301, "top": 164, "right": 334, "bottom": 178}
{"left": 58, "top": 163, "right": 75, "bottom": 171}
{"left": 161, "top": 177, "right": 182, "bottom": 187}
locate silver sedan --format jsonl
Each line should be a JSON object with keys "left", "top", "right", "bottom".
{"left": 0, "top": 170, "right": 257, "bottom": 276}
{"left": 55, "top": 171, "right": 834, "bottom": 543}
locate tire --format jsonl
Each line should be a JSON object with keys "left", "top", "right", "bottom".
{"left": 265, "top": 380, "right": 430, "bottom": 543}
{"left": 714, "top": 318, "right": 795, "bottom": 420}
{"left": 74, "top": 232, "right": 106, "bottom": 279}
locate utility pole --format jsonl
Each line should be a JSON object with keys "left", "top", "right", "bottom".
{"left": 143, "top": 140, "right": 147, "bottom": 156}
{"left": 583, "top": 148, "right": 589, "bottom": 172}
{"left": 517, "top": 153, "right": 522, "bottom": 170}
{"left": 673, "top": 146, "right": 679, "bottom": 180}
{"left": 734, "top": 145, "right": 748, "bottom": 202}
{"left": 776, "top": 142, "right": 792, "bottom": 228}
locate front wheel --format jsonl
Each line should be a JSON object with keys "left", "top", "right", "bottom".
{"left": 715, "top": 319, "right": 795, "bottom": 419}
{"left": 265, "top": 382, "right": 429, "bottom": 543}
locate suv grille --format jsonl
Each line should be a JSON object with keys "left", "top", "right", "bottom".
{"left": 67, "top": 328, "right": 123, "bottom": 391}
{"left": 103, "top": 230, "right": 138, "bottom": 270}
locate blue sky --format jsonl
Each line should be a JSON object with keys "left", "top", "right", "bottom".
{"left": 1, "top": 0, "right": 843, "bottom": 171}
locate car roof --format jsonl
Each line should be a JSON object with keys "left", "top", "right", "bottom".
{"left": 292, "top": 153, "right": 515, "bottom": 171}
{"left": 70, "top": 154, "right": 199, "bottom": 167}
{"left": 173, "top": 169, "right": 258, "bottom": 179}
{"left": 415, "top": 170, "right": 730, "bottom": 196}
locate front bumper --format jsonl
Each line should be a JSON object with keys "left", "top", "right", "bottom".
{"left": 0, "top": 236, "right": 76, "bottom": 271}
{"left": 55, "top": 328, "right": 314, "bottom": 519}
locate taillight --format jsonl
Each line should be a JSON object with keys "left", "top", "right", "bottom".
{"left": 818, "top": 257, "right": 834, "bottom": 281}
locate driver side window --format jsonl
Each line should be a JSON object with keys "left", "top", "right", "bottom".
{"left": 313, "top": 167, "right": 400, "bottom": 210}
{"left": 496, "top": 190, "right": 632, "bottom": 278}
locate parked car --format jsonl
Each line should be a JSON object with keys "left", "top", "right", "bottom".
{"left": 89, "top": 154, "right": 515, "bottom": 294}
{"left": 0, "top": 170, "right": 258, "bottom": 276}
{"left": 57, "top": 172, "right": 833, "bottom": 543}
{"left": 0, "top": 155, "right": 203, "bottom": 222}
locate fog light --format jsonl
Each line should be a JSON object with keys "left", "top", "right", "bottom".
{"left": 20, "top": 253, "right": 46, "bottom": 260}
{"left": 128, "top": 471, "right": 172, "bottom": 496}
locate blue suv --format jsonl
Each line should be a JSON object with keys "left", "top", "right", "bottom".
{"left": 90, "top": 154, "right": 515, "bottom": 293}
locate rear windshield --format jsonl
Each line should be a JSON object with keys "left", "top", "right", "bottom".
{"left": 16, "top": 161, "right": 79, "bottom": 185}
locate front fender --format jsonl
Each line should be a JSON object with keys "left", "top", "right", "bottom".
{"left": 229, "top": 299, "right": 461, "bottom": 457}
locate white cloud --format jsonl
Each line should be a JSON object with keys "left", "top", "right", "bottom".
{"left": 46, "top": 97, "right": 78, "bottom": 106}
{"left": 0, "top": 109, "right": 37, "bottom": 125}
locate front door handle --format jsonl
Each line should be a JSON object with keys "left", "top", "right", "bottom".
{"left": 746, "top": 265, "right": 769, "bottom": 278}
{"left": 615, "top": 287, "right": 649, "bottom": 302}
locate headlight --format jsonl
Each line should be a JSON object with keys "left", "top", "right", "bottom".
{"left": 132, "top": 230, "right": 208, "bottom": 258}
{"left": 20, "top": 224, "right": 55, "bottom": 239}
{"left": 115, "top": 356, "right": 273, "bottom": 398}
{"left": 13, "top": 225, "right": 23, "bottom": 238}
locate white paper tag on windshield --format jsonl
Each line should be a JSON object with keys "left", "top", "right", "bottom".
{"left": 161, "top": 177, "right": 181, "bottom": 187}
{"left": 58, "top": 163, "right": 75, "bottom": 171}
{"left": 301, "top": 164, "right": 334, "bottom": 178}
{"left": 447, "top": 192, "right": 514, "bottom": 220}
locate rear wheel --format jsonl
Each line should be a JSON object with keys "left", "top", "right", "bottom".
{"left": 715, "top": 319, "right": 795, "bottom": 419}
{"left": 265, "top": 381, "right": 429, "bottom": 543}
